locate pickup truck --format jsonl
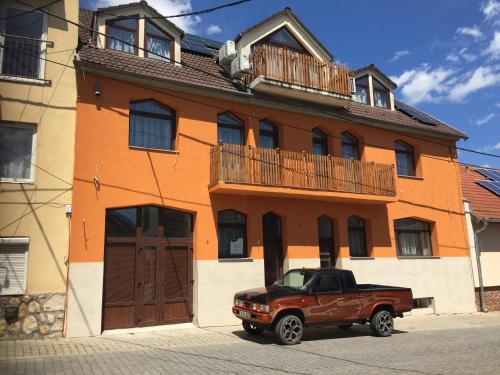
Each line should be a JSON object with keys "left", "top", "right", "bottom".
{"left": 233, "top": 268, "right": 413, "bottom": 345}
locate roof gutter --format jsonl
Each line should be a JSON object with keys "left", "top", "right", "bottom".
{"left": 473, "top": 214, "right": 488, "bottom": 312}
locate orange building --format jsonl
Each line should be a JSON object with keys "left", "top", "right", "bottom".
{"left": 66, "top": 3, "right": 476, "bottom": 336}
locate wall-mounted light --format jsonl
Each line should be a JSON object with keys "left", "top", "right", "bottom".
{"left": 94, "top": 82, "right": 101, "bottom": 97}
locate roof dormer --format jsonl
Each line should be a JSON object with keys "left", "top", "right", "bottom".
{"left": 95, "top": 1, "right": 184, "bottom": 65}
{"left": 351, "top": 64, "right": 397, "bottom": 110}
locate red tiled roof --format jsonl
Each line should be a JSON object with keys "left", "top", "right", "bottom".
{"left": 76, "top": 8, "right": 467, "bottom": 141}
{"left": 460, "top": 165, "right": 500, "bottom": 220}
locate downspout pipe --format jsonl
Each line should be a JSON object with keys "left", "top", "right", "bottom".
{"left": 474, "top": 217, "right": 488, "bottom": 312}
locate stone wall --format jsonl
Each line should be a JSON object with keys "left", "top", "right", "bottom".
{"left": 475, "top": 286, "right": 500, "bottom": 312}
{"left": 0, "top": 293, "right": 65, "bottom": 340}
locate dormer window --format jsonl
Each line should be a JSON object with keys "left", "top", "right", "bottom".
{"left": 106, "top": 17, "right": 138, "bottom": 54}
{"left": 354, "top": 76, "right": 369, "bottom": 104}
{"left": 253, "top": 26, "right": 308, "bottom": 54}
{"left": 145, "top": 19, "right": 173, "bottom": 61}
{"left": 373, "top": 78, "right": 389, "bottom": 109}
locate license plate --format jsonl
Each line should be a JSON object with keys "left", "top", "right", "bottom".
{"left": 238, "top": 310, "right": 251, "bottom": 319}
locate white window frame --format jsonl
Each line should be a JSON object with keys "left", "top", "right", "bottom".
{"left": 0, "top": 237, "right": 29, "bottom": 296}
{"left": 0, "top": 122, "right": 37, "bottom": 184}
{"left": 0, "top": 3, "right": 48, "bottom": 83}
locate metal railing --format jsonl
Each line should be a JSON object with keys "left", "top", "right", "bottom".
{"left": 210, "top": 144, "right": 396, "bottom": 197}
{"left": 0, "top": 34, "right": 52, "bottom": 80}
{"left": 243, "top": 44, "right": 351, "bottom": 97}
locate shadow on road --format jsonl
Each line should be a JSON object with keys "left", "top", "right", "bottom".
{"left": 230, "top": 324, "right": 408, "bottom": 345}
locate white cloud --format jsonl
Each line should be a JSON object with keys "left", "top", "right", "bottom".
{"left": 449, "top": 66, "right": 500, "bottom": 102}
{"left": 447, "top": 48, "right": 477, "bottom": 63}
{"left": 481, "top": 0, "right": 500, "bottom": 22}
{"left": 485, "top": 32, "right": 500, "bottom": 60}
{"left": 205, "top": 24, "right": 221, "bottom": 35}
{"left": 96, "top": 0, "right": 201, "bottom": 33}
{"left": 456, "top": 26, "right": 483, "bottom": 39}
{"left": 389, "top": 50, "right": 410, "bottom": 62}
{"left": 446, "top": 53, "right": 460, "bottom": 63}
{"left": 477, "top": 142, "right": 500, "bottom": 152}
{"left": 390, "top": 65, "right": 455, "bottom": 105}
{"left": 475, "top": 112, "right": 496, "bottom": 125}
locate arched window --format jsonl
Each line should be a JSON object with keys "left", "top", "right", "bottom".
{"left": 394, "top": 140, "right": 416, "bottom": 176}
{"left": 218, "top": 210, "right": 247, "bottom": 258}
{"left": 129, "top": 100, "right": 176, "bottom": 150}
{"left": 341, "top": 132, "right": 360, "bottom": 160}
{"left": 217, "top": 112, "right": 244, "bottom": 145}
{"left": 348, "top": 216, "right": 367, "bottom": 257}
{"left": 373, "top": 78, "right": 389, "bottom": 108}
{"left": 312, "top": 128, "right": 328, "bottom": 156}
{"left": 318, "top": 216, "right": 335, "bottom": 268}
{"left": 145, "top": 19, "right": 173, "bottom": 61}
{"left": 394, "top": 218, "right": 432, "bottom": 256}
{"left": 259, "top": 120, "right": 278, "bottom": 149}
{"left": 354, "top": 75, "right": 369, "bottom": 104}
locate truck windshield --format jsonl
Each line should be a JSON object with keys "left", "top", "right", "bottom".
{"left": 273, "top": 270, "right": 317, "bottom": 290}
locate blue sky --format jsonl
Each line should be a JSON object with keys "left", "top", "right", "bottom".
{"left": 82, "top": 0, "right": 500, "bottom": 168}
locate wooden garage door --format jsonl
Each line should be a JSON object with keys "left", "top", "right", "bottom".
{"left": 102, "top": 206, "right": 193, "bottom": 331}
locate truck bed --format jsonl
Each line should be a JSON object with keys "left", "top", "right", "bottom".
{"left": 357, "top": 284, "right": 412, "bottom": 292}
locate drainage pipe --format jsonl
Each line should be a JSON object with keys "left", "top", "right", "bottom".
{"left": 474, "top": 217, "right": 488, "bottom": 312}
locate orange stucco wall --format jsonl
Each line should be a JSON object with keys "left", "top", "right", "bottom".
{"left": 70, "top": 72, "right": 470, "bottom": 263}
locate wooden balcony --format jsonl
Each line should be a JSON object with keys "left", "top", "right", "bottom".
{"left": 209, "top": 144, "right": 397, "bottom": 204}
{"left": 243, "top": 44, "right": 352, "bottom": 105}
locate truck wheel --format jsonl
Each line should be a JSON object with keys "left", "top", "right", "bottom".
{"left": 338, "top": 323, "right": 353, "bottom": 330}
{"left": 370, "top": 310, "right": 394, "bottom": 337}
{"left": 242, "top": 320, "right": 264, "bottom": 335}
{"left": 274, "top": 314, "right": 303, "bottom": 345}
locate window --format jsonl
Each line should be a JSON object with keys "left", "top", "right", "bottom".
{"left": 259, "top": 120, "right": 278, "bottom": 148}
{"left": 0, "top": 123, "right": 36, "bottom": 183}
{"left": 354, "top": 76, "right": 369, "bottom": 104}
{"left": 1, "top": 6, "right": 46, "bottom": 79}
{"left": 105, "top": 208, "right": 137, "bottom": 237}
{"left": 341, "top": 132, "right": 360, "bottom": 160}
{"left": 218, "top": 210, "right": 247, "bottom": 258}
{"left": 0, "top": 238, "right": 29, "bottom": 295}
{"left": 373, "top": 78, "right": 389, "bottom": 108}
{"left": 145, "top": 19, "right": 172, "bottom": 61}
{"left": 106, "top": 17, "right": 138, "bottom": 54}
{"left": 394, "top": 141, "right": 416, "bottom": 176}
{"left": 313, "top": 272, "right": 341, "bottom": 293}
{"left": 394, "top": 218, "right": 432, "bottom": 257}
{"left": 342, "top": 271, "right": 357, "bottom": 292}
{"left": 129, "top": 100, "right": 176, "bottom": 150}
{"left": 253, "top": 27, "right": 308, "bottom": 54}
{"left": 318, "top": 216, "right": 334, "bottom": 268}
{"left": 348, "top": 216, "right": 367, "bottom": 257}
{"left": 312, "top": 128, "right": 328, "bottom": 155}
{"left": 217, "top": 112, "right": 244, "bottom": 145}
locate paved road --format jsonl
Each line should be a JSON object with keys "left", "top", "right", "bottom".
{"left": 1, "top": 323, "right": 500, "bottom": 374}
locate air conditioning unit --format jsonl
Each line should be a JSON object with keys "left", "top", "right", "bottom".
{"left": 218, "top": 40, "right": 236, "bottom": 65}
{"left": 230, "top": 54, "right": 250, "bottom": 78}
{"left": 349, "top": 77, "right": 356, "bottom": 95}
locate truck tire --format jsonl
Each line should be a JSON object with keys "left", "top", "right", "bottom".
{"left": 274, "top": 314, "right": 303, "bottom": 345}
{"left": 242, "top": 320, "right": 264, "bottom": 335}
{"left": 370, "top": 310, "right": 394, "bottom": 337}
{"left": 338, "top": 323, "right": 353, "bottom": 330}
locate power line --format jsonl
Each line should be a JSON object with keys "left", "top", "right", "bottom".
{"left": 107, "top": 0, "right": 252, "bottom": 20}
{"left": 16, "top": 0, "right": 500, "bottom": 163}
{"left": 4, "top": 43, "right": 500, "bottom": 169}
{"left": 0, "top": 0, "right": 62, "bottom": 21}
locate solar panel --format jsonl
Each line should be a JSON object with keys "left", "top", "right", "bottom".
{"left": 475, "top": 168, "right": 500, "bottom": 181}
{"left": 181, "top": 34, "right": 222, "bottom": 56}
{"left": 394, "top": 99, "right": 438, "bottom": 126}
{"left": 475, "top": 180, "right": 500, "bottom": 196}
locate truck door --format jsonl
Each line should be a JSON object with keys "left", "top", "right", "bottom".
{"left": 308, "top": 271, "right": 343, "bottom": 323}
{"left": 338, "top": 271, "right": 362, "bottom": 321}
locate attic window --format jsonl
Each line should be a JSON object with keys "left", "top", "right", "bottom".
{"left": 145, "top": 19, "right": 173, "bottom": 61}
{"left": 106, "top": 17, "right": 138, "bottom": 54}
{"left": 354, "top": 76, "right": 369, "bottom": 104}
{"left": 373, "top": 78, "right": 389, "bottom": 109}
{"left": 253, "top": 26, "right": 308, "bottom": 54}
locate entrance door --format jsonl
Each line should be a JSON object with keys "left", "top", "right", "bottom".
{"left": 103, "top": 206, "right": 193, "bottom": 331}
{"left": 263, "top": 212, "right": 284, "bottom": 286}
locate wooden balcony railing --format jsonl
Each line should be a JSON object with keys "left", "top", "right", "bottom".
{"left": 243, "top": 44, "right": 351, "bottom": 97}
{"left": 210, "top": 144, "right": 396, "bottom": 197}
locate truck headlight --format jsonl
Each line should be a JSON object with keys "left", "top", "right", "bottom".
{"left": 259, "top": 304, "right": 270, "bottom": 313}
{"left": 252, "top": 303, "right": 258, "bottom": 310}
{"left": 238, "top": 300, "right": 244, "bottom": 307}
